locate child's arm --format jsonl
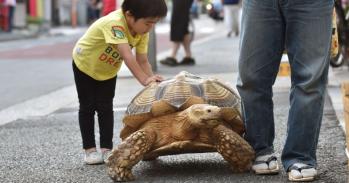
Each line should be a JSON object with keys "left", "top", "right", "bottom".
{"left": 135, "top": 53, "right": 153, "bottom": 76}
{"left": 116, "top": 43, "right": 163, "bottom": 86}
{"left": 136, "top": 53, "right": 164, "bottom": 82}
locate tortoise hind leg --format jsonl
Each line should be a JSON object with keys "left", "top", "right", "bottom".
{"left": 106, "top": 129, "right": 156, "bottom": 181}
{"left": 212, "top": 125, "right": 255, "bottom": 172}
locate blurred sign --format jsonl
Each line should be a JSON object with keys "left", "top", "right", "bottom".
{"left": 0, "top": 0, "right": 9, "bottom": 31}
{"left": 278, "top": 54, "right": 290, "bottom": 77}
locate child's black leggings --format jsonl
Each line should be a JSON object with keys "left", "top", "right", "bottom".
{"left": 72, "top": 61, "right": 116, "bottom": 150}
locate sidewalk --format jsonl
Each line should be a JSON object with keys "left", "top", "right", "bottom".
{"left": 328, "top": 66, "right": 349, "bottom": 157}
{"left": 0, "top": 26, "right": 87, "bottom": 42}
{"left": 0, "top": 29, "right": 37, "bottom": 42}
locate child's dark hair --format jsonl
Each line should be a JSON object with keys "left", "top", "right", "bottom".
{"left": 122, "top": 0, "right": 167, "bottom": 21}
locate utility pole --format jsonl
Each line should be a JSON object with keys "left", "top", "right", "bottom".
{"left": 148, "top": 27, "right": 157, "bottom": 72}
{"left": 71, "top": 0, "right": 78, "bottom": 28}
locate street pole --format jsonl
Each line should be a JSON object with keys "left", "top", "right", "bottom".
{"left": 148, "top": 27, "right": 157, "bottom": 72}
{"left": 71, "top": 0, "right": 77, "bottom": 28}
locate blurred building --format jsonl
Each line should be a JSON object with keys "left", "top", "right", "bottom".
{"left": 27, "top": 0, "right": 88, "bottom": 27}
{"left": 0, "top": 0, "right": 118, "bottom": 32}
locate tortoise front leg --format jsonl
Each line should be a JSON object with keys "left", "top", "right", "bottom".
{"left": 106, "top": 129, "right": 156, "bottom": 181}
{"left": 212, "top": 125, "right": 255, "bottom": 172}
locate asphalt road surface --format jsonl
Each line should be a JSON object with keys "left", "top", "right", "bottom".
{"left": 0, "top": 90, "right": 347, "bottom": 183}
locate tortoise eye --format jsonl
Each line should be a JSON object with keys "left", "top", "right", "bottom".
{"left": 207, "top": 109, "right": 211, "bottom": 113}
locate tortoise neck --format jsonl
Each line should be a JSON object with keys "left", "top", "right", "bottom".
{"left": 172, "top": 111, "right": 199, "bottom": 140}
{"left": 177, "top": 110, "right": 197, "bottom": 128}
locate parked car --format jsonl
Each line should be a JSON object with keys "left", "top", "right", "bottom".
{"left": 206, "top": 0, "right": 223, "bottom": 21}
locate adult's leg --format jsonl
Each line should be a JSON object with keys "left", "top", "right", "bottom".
{"left": 7, "top": 6, "right": 15, "bottom": 32}
{"left": 170, "top": 0, "right": 193, "bottom": 61}
{"left": 170, "top": 0, "right": 192, "bottom": 41}
{"left": 182, "top": 0, "right": 194, "bottom": 60}
{"left": 72, "top": 61, "right": 97, "bottom": 149}
{"left": 167, "top": 0, "right": 187, "bottom": 61}
{"left": 231, "top": 5, "right": 240, "bottom": 35}
{"left": 170, "top": 42, "right": 181, "bottom": 58}
{"left": 224, "top": 5, "right": 233, "bottom": 35}
{"left": 281, "top": 0, "right": 333, "bottom": 171}
{"left": 237, "top": 0, "right": 285, "bottom": 156}
{"left": 182, "top": 33, "right": 192, "bottom": 58}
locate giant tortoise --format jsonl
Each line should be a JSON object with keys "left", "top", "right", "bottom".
{"left": 106, "top": 71, "right": 255, "bottom": 181}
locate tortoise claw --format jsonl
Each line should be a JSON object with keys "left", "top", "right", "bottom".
{"left": 107, "top": 166, "right": 135, "bottom": 182}
{"left": 107, "top": 130, "right": 156, "bottom": 181}
{"left": 116, "top": 168, "right": 135, "bottom": 182}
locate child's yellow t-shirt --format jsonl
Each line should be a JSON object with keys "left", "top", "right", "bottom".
{"left": 72, "top": 9, "right": 149, "bottom": 81}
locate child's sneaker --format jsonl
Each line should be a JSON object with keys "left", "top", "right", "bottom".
{"left": 102, "top": 149, "right": 112, "bottom": 163}
{"left": 84, "top": 151, "right": 103, "bottom": 165}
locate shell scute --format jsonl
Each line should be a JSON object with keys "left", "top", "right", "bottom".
{"left": 121, "top": 71, "right": 243, "bottom": 138}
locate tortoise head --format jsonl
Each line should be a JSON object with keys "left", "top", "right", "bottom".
{"left": 186, "top": 104, "right": 222, "bottom": 128}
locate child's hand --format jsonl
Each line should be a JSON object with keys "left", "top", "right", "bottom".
{"left": 144, "top": 75, "right": 164, "bottom": 86}
{"left": 152, "top": 74, "right": 164, "bottom": 82}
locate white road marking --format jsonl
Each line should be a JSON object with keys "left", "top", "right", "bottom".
{"left": 0, "top": 85, "right": 77, "bottom": 126}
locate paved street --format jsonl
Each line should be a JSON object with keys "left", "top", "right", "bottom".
{"left": 0, "top": 15, "right": 348, "bottom": 182}
{"left": 0, "top": 89, "right": 347, "bottom": 182}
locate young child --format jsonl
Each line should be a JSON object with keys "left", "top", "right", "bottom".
{"left": 72, "top": 0, "right": 167, "bottom": 165}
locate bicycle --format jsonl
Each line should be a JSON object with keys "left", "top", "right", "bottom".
{"left": 331, "top": 0, "right": 349, "bottom": 67}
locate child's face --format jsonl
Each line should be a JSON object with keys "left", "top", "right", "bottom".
{"left": 125, "top": 12, "right": 160, "bottom": 35}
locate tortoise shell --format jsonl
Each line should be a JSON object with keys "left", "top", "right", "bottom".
{"left": 120, "top": 71, "right": 244, "bottom": 139}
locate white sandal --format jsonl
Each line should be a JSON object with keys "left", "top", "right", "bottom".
{"left": 252, "top": 154, "right": 279, "bottom": 175}
{"left": 288, "top": 163, "right": 317, "bottom": 182}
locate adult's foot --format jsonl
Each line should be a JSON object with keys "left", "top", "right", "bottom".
{"left": 160, "top": 57, "right": 178, "bottom": 66}
{"left": 179, "top": 57, "right": 195, "bottom": 65}
{"left": 288, "top": 163, "right": 317, "bottom": 182}
{"left": 252, "top": 154, "right": 279, "bottom": 175}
